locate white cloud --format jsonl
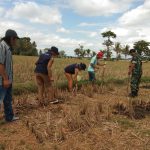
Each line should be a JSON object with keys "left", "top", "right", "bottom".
{"left": 89, "top": 32, "right": 98, "bottom": 37}
{"left": 119, "top": 0, "right": 150, "bottom": 26}
{"left": 56, "top": 27, "right": 70, "bottom": 33}
{"left": 78, "top": 22, "right": 98, "bottom": 27}
{"left": 0, "top": 20, "right": 26, "bottom": 37}
{"left": 76, "top": 30, "right": 98, "bottom": 38}
{"left": 6, "top": 1, "right": 62, "bottom": 25}
{"left": 67, "top": 0, "right": 134, "bottom": 16}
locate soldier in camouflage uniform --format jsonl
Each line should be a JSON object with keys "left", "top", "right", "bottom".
{"left": 128, "top": 49, "right": 142, "bottom": 97}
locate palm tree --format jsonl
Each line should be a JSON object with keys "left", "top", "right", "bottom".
{"left": 114, "top": 42, "right": 122, "bottom": 60}
{"left": 91, "top": 51, "right": 96, "bottom": 57}
{"left": 122, "top": 44, "right": 130, "bottom": 59}
{"left": 101, "top": 30, "right": 116, "bottom": 60}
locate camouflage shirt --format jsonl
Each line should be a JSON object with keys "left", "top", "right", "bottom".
{"left": 131, "top": 54, "right": 142, "bottom": 75}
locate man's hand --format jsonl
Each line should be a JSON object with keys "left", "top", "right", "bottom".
{"left": 103, "top": 64, "right": 106, "bottom": 69}
{"left": 128, "top": 71, "right": 131, "bottom": 76}
{"left": 3, "top": 79, "right": 11, "bottom": 88}
{"left": 75, "top": 83, "right": 78, "bottom": 89}
{"left": 49, "top": 77, "right": 54, "bottom": 82}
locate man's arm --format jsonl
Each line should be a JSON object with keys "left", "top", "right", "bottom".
{"left": 94, "top": 61, "right": 106, "bottom": 70}
{"left": 47, "top": 58, "right": 54, "bottom": 81}
{"left": 128, "top": 63, "right": 135, "bottom": 75}
{"left": 0, "top": 64, "right": 10, "bottom": 88}
{"left": 90, "top": 63, "right": 99, "bottom": 69}
{"left": 73, "top": 68, "right": 79, "bottom": 84}
{"left": 0, "top": 46, "right": 11, "bottom": 88}
{"left": 0, "top": 64, "right": 8, "bottom": 80}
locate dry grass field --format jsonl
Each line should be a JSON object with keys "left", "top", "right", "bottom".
{"left": 0, "top": 55, "right": 150, "bottom": 150}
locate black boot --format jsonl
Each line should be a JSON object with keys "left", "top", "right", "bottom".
{"left": 129, "top": 91, "right": 138, "bottom": 97}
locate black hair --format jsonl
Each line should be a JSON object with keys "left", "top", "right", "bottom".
{"left": 1, "top": 37, "right": 14, "bottom": 49}
{"left": 78, "top": 63, "right": 86, "bottom": 70}
{"left": 129, "top": 49, "right": 136, "bottom": 53}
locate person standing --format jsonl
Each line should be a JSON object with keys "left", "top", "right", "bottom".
{"left": 34, "top": 46, "right": 59, "bottom": 105}
{"left": 128, "top": 49, "right": 142, "bottom": 97}
{"left": 88, "top": 51, "right": 106, "bottom": 81}
{"left": 0, "top": 29, "right": 19, "bottom": 122}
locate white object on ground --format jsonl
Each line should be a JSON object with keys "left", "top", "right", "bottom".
{"left": 77, "top": 75, "right": 81, "bottom": 81}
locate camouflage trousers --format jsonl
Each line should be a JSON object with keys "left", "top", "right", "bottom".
{"left": 130, "top": 74, "right": 142, "bottom": 93}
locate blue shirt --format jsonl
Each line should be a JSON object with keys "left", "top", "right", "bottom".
{"left": 64, "top": 64, "right": 78, "bottom": 74}
{"left": 88, "top": 55, "right": 97, "bottom": 72}
{"left": 0, "top": 41, "right": 13, "bottom": 86}
{"left": 34, "top": 52, "right": 52, "bottom": 74}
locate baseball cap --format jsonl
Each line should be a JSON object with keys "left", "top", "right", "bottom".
{"left": 50, "top": 46, "right": 59, "bottom": 55}
{"left": 79, "top": 63, "right": 86, "bottom": 70}
{"left": 5, "top": 29, "right": 19, "bottom": 39}
{"left": 97, "top": 51, "right": 103, "bottom": 58}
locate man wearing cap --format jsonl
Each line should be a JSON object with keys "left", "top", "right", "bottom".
{"left": 0, "top": 29, "right": 19, "bottom": 122}
{"left": 34, "top": 46, "right": 59, "bottom": 105}
{"left": 128, "top": 49, "right": 142, "bottom": 97}
{"left": 88, "top": 51, "right": 106, "bottom": 81}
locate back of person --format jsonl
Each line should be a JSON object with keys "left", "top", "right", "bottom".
{"left": 35, "top": 52, "right": 51, "bottom": 74}
{"left": 88, "top": 55, "right": 97, "bottom": 72}
{"left": 65, "top": 64, "right": 78, "bottom": 74}
{"left": 132, "top": 55, "right": 142, "bottom": 75}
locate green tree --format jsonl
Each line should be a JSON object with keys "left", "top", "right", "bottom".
{"left": 14, "top": 37, "right": 38, "bottom": 56}
{"left": 122, "top": 44, "right": 130, "bottom": 59}
{"left": 39, "top": 50, "right": 42, "bottom": 55}
{"left": 133, "top": 40, "right": 150, "bottom": 56}
{"left": 86, "top": 49, "right": 91, "bottom": 57}
{"left": 101, "top": 30, "right": 116, "bottom": 60}
{"left": 91, "top": 51, "right": 96, "bottom": 57}
{"left": 74, "top": 48, "right": 80, "bottom": 57}
{"left": 59, "top": 50, "right": 66, "bottom": 58}
{"left": 74, "top": 45, "right": 86, "bottom": 58}
{"left": 114, "top": 42, "right": 122, "bottom": 60}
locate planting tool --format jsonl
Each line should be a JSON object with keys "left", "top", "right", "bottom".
{"left": 127, "top": 75, "right": 131, "bottom": 96}
{"left": 101, "top": 63, "right": 106, "bottom": 82}
{"left": 72, "top": 84, "right": 78, "bottom": 96}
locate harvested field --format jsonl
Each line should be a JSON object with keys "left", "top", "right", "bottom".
{"left": 0, "top": 56, "right": 150, "bottom": 150}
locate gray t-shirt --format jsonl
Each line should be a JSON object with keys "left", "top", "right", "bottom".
{"left": 0, "top": 40, "right": 13, "bottom": 86}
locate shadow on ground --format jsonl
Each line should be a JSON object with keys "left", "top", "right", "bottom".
{"left": 113, "top": 101, "right": 150, "bottom": 119}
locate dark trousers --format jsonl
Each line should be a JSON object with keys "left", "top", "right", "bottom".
{"left": 130, "top": 74, "right": 141, "bottom": 94}
{"left": 88, "top": 71, "right": 96, "bottom": 81}
{"left": 0, "top": 85, "right": 14, "bottom": 121}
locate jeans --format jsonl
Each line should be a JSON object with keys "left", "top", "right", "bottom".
{"left": 88, "top": 71, "right": 96, "bottom": 81}
{"left": 0, "top": 85, "right": 14, "bottom": 121}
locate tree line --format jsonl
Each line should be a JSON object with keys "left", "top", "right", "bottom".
{"left": 74, "top": 31, "right": 150, "bottom": 60}
{"left": 14, "top": 37, "right": 38, "bottom": 56}
{"left": 1, "top": 32, "right": 149, "bottom": 59}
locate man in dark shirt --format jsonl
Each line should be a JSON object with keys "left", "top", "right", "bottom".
{"left": 34, "top": 46, "right": 59, "bottom": 105}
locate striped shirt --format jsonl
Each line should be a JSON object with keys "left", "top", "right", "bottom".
{"left": 0, "top": 40, "right": 13, "bottom": 86}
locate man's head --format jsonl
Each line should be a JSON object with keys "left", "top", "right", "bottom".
{"left": 129, "top": 49, "right": 136, "bottom": 56}
{"left": 78, "top": 63, "right": 86, "bottom": 71}
{"left": 49, "top": 46, "right": 59, "bottom": 57}
{"left": 3, "top": 29, "right": 19, "bottom": 47}
{"left": 97, "top": 51, "right": 103, "bottom": 59}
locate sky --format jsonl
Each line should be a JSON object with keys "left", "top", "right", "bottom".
{"left": 0, "top": 0, "right": 150, "bottom": 56}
